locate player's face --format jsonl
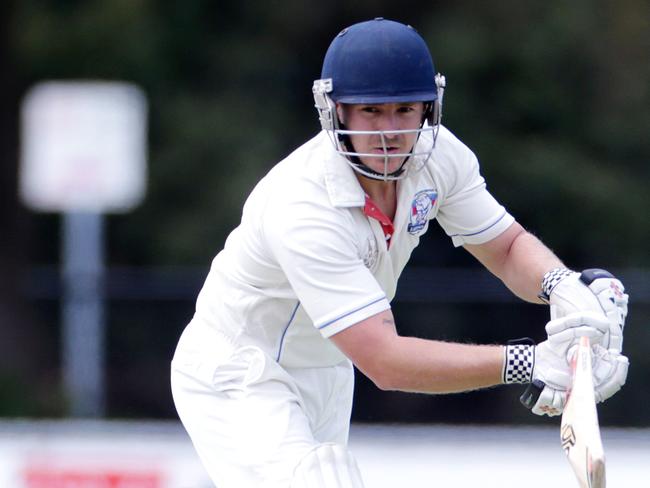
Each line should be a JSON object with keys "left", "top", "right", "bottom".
{"left": 337, "top": 102, "right": 425, "bottom": 173}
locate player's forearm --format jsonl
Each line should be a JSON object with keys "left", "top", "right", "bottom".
{"left": 332, "top": 310, "right": 506, "bottom": 394}
{"left": 362, "top": 337, "right": 504, "bottom": 394}
{"left": 466, "top": 222, "right": 564, "bottom": 303}
{"left": 498, "top": 231, "right": 564, "bottom": 303}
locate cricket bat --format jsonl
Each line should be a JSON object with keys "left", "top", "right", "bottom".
{"left": 560, "top": 336, "right": 606, "bottom": 488}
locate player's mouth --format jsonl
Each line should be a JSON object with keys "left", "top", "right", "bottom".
{"left": 371, "top": 145, "right": 401, "bottom": 154}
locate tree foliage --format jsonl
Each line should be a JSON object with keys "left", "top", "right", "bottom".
{"left": 10, "top": 0, "right": 649, "bottom": 266}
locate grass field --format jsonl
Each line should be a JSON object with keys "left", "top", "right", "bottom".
{"left": 0, "top": 420, "right": 646, "bottom": 487}
{"left": 351, "top": 424, "right": 649, "bottom": 487}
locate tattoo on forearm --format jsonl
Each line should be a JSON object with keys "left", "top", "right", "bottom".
{"left": 382, "top": 318, "right": 395, "bottom": 327}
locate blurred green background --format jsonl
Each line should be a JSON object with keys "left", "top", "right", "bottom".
{"left": 0, "top": 0, "right": 648, "bottom": 425}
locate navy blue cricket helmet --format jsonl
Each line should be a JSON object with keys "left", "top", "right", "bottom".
{"left": 321, "top": 18, "right": 438, "bottom": 104}
{"left": 312, "top": 18, "right": 446, "bottom": 181}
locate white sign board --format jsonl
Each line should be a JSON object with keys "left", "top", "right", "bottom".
{"left": 0, "top": 421, "right": 212, "bottom": 488}
{"left": 20, "top": 81, "right": 147, "bottom": 213}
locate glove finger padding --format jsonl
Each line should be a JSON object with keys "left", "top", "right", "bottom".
{"left": 533, "top": 340, "right": 572, "bottom": 391}
{"left": 589, "top": 277, "right": 627, "bottom": 353}
{"left": 531, "top": 386, "right": 566, "bottom": 417}
{"left": 545, "top": 312, "right": 609, "bottom": 347}
{"left": 591, "top": 346, "right": 630, "bottom": 403}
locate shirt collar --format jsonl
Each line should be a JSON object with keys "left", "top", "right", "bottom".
{"left": 321, "top": 132, "right": 366, "bottom": 208}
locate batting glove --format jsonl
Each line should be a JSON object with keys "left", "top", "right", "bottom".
{"left": 522, "top": 345, "right": 629, "bottom": 416}
{"left": 504, "top": 313, "right": 629, "bottom": 416}
{"left": 540, "top": 267, "right": 628, "bottom": 353}
{"left": 591, "top": 346, "right": 630, "bottom": 403}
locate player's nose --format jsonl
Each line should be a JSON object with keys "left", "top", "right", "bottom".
{"left": 376, "top": 114, "right": 401, "bottom": 135}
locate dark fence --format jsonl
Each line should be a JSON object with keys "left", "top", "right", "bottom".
{"left": 19, "top": 265, "right": 650, "bottom": 426}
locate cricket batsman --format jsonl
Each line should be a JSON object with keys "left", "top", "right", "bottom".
{"left": 171, "top": 18, "right": 629, "bottom": 487}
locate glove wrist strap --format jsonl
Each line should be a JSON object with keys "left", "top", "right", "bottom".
{"left": 503, "top": 338, "right": 535, "bottom": 384}
{"left": 539, "top": 267, "right": 576, "bottom": 301}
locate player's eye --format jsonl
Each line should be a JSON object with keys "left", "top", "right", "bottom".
{"left": 360, "top": 106, "right": 380, "bottom": 113}
{"left": 397, "top": 105, "right": 416, "bottom": 113}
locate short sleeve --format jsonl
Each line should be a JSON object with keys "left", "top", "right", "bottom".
{"left": 264, "top": 196, "right": 390, "bottom": 338}
{"left": 433, "top": 134, "right": 514, "bottom": 247}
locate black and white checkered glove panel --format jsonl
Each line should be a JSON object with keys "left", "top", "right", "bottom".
{"left": 506, "top": 312, "right": 628, "bottom": 416}
{"left": 541, "top": 267, "right": 628, "bottom": 353}
{"left": 503, "top": 341, "right": 535, "bottom": 384}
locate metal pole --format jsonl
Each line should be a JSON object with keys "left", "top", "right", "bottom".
{"left": 61, "top": 211, "right": 105, "bottom": 417}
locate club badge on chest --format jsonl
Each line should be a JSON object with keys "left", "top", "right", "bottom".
{"left": 408, "top": 189, "right": 437, "bottom": 235}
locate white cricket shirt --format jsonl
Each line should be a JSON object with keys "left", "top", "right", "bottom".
{"left": 192, "top": 126, "right": 514, "bottom": 368}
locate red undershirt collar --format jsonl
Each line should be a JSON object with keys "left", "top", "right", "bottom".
{"left": 363, "top": 195, "right": 395, "bottom": 248}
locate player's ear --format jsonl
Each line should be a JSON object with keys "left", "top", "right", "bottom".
{"left": 336, "top": 103, "right": 345, "bottom": 124}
